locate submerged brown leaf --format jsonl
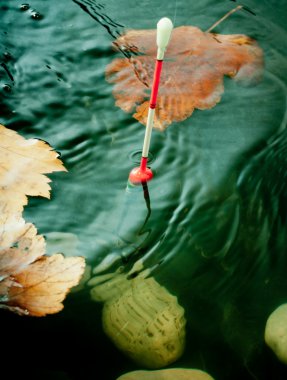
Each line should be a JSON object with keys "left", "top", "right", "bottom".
{"left": 106, "top": 26, "right": 263, "bottom": 130}
{"left": 0, "top": 125, "right": 85, "bottom": 316}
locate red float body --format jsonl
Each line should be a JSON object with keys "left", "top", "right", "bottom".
{"left": 128, "top": 157, "right": 153, "bottom": 184}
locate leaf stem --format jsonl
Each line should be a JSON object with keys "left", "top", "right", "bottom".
{"left": 206, "top": 5, "right": 243, "bottom": 33}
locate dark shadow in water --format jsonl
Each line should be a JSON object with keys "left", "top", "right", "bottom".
{"left": 155, "top": 123, "right": 287, "bottom": 379}
{"left": 73, "top": 0, "right": 125, "bottom": 33}
{"left": 1, "top": 62, "right": 14, "bottom": 82}
{"left": 72, "top": 0, "right": 134, "bottom": 58}
{"left": 72, "top": 0, "right": 155, "bottom": 60}
{"left": 118, "top": 180, "right": 153, "bottom": 270}
{"left": 140, "top": 180, "right": 152, "bottom": 230}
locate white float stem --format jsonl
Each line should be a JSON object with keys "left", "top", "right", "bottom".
{"left": 142, "top": 108, "right": 155, "bottom": 157}
{"left": 141, "top": 17, "right": 173, "bottom": 160}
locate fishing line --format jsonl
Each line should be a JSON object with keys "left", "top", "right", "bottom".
{"left": 173, "top": 0, "right": 178, "bottom": 27}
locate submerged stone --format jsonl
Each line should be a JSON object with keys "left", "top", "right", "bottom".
{"left": 116, "top": 368, "right": 215, "bottom": 380}
{"left": 265, "top": 303, "right": 287, "bottom": 364}
{"left": 91, "top": 272, "right": 186, "bottom": 368}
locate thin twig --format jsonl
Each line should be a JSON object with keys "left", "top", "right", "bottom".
{"left": 206, "top": 5, "right": 243, "bottom": 33}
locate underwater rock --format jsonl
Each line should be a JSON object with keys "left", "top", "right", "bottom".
{"left": 265, "top": 303, "right": 287, "bottom": 364}
{"left": 90, "top": 271, "right": 186, "bottom": 368}
{"left": 116, "top": 368, "right": 215, "bottom": 380}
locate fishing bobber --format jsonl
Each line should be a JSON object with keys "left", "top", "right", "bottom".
{"left": 129, "top": 17, "right": 173, "bottom": 185}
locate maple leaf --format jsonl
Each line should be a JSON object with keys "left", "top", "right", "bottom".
{"left": 0, "top": 125, "right": 85, "bottom": 316}
{"left": 0, "top": 215, "right": 85, "bottom": 316}
{"left": 106, "top": 26, "right": 263, "bottom": 131}
{"left": 0, "top": 220, "right": 45, "bottom": 281}
{"left": 0, "top": 124, "right": 66, "bottom": 214}
{"left": 1, "top": 254, "right": 85, "bottom": 316}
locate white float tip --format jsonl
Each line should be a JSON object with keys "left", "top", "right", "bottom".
{"left": 156, "top": 17, "right": 173, "bottom": 60}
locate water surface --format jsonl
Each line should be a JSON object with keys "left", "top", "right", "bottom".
{"left": 1, "top": 1, "right": 287, "bottom": 379}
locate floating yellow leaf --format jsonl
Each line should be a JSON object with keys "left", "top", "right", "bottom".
{"left": 0, "top": 124, "right": 66, "bottom": 213}
{"left": 2, "top": 254, "right": 85, "bottom": 316}
{"left": 0, "top": 220, "right": 44, "bottom": 280}
{"left": 0, "top": 124, "right": 85, "bottom": 316}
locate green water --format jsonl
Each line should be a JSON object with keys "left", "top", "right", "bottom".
{"left": 1, "top": 0, "right": 287, "bottom": 379}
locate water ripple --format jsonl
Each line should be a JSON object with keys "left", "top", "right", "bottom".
{"left": 1, "top": 1, "right": 287, "bottom": 378}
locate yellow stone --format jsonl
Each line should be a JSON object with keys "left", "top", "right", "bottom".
{"left": 90, "top": 271, "right": 186, "bottom": 368}
{"left": 116, "top": 368, "right": 215, "bottom": 380}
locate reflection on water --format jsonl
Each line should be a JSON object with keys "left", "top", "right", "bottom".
{"left": 1, "top": 0, "right": 287, "bottom": 379}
